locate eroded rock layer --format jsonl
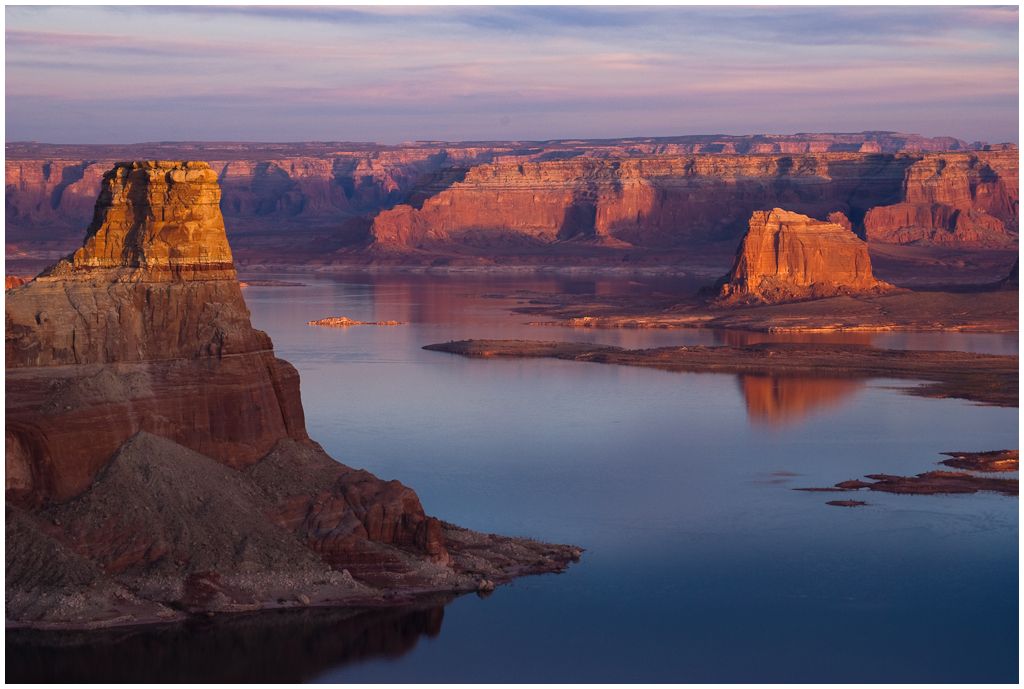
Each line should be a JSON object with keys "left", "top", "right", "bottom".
{"left": 6, "top": 136, "right": 1017, "bottom": 266}
{"left": 6, "top": 161, "right": 578, "bottom": 629}
{"left": 370, "top": 154, "right": 914, "bottom": 249}
{"left": 864, "top": 151, "right": 1018, "bottom": 246}
{"left": 718, "top": 209, "right": 890, "bottom": 303}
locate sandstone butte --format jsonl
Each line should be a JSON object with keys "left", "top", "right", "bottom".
{"left": 5, "top": 161, "right": 580, "bottom": 630}
{"left": 717, "top": 209, "right": 891, "bottom": 304}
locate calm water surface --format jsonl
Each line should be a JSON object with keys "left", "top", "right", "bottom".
{"left": 10, "top": 274, "right": 1018, "bottom": 683}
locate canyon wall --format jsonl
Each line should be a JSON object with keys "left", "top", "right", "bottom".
{"left": 370, "top": 154, "right": 919, "bottom": 250}
{"left": 6, "top": 135, "right": 1017, "bottom": 268}
{"left": 864, "top": 151, "right": 1018, "bottom": 246}
{"left": 5, "top": 149, "right": 503, "bottom": 235}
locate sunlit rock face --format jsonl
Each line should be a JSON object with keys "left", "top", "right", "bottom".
{"left": 6, "top": 161, "right": 305, "bottom": 502}
{"left": 717, "top": 209, "right": 890, "bottom": 304}
{"left": 864, "top": 151, "right": 1018, "bottom": 246}
{"left": 47, "top": 161, "right": 234, "bottom": 278}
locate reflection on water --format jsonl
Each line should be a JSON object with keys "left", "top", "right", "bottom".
{"left": 6, "top": 602, "right": 447, "bottom": 683}
{"left": 739, "top": 375, "right": 865, "bottom": 427}
{"left": 11, "top": 273, "right": 1016, "bottom": 683}
{"left": 716, "top": 329, "right": 876, "bottom": 347}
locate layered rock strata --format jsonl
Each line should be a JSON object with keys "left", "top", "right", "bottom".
{"left": 7, "top": 137, "right": 1016, "bottom": 266}
{"left": 717, "top": 209, "right": 890, "bottom": 303}
{"left": 6, "top": 161, "right": 579, "bottom": 629}
{"left": 369, "top": 154, "right": 915, "bottom": 249}
{"left": 864, "top": 151, "right": 1018, "bottom": 246}
{"left": 371, "top": 151, "right": 1017, "bottom": 253}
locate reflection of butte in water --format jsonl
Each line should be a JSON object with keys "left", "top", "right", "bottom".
{"left": 738, "top": 375, "right": 864, "bottom": 428}
{"left": 6, "top": 603, "right": 446, "bottom": 684}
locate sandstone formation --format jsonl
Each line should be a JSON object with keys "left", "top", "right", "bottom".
{"left": 864, "top": 151, "right": 1018, "bottom": 246}
{"left": 368, "top": 154, "right": 916, "bottom": 250}
{"left": 6, "top": 161, "right": 579, "bottom": 629}
{"left": 6, "top": 135, "right": 1016, "bottom": 268}
{"left": 717, "top": 209, "right": 890, "bottom": 303}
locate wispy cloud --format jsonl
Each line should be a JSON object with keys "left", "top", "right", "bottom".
{"left": 4, "top": 5, "right": 1018, "bottom": 144}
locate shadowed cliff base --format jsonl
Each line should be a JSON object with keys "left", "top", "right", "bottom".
{"left": 422, "top": 340, "right": 1017, "bottom": 407}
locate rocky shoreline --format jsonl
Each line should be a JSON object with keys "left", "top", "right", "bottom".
{"left": 423, "top": 339, "right": 1018, "bottom": 406}
{"left": 797, "top": 449, "right": 1018, "bottom": 499}
{"left": 513, "top": 287, "right": 1018, "bottom": 334}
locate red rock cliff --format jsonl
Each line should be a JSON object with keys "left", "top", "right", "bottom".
{"left": 6, "top": 160, "right": 578, "bottom": 628}
{"left": 864, "top": 151, "right": 1018, "bottom": 246}
{"left": 7, "top": 137, "right": 1014, "bottom": 266}
{"left": 370, "top": 153, "right": 914, "bottom": 250}
{"left": 6, "top": 161, "right": 305, "bottom": 502}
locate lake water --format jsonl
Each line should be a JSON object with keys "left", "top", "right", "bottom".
{"left": 9, "top": 274, "right": 1018, "bottom": 683}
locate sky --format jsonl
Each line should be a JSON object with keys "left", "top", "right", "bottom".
{"left": 4, "top": 5, "right": 1019, "bottom": 144}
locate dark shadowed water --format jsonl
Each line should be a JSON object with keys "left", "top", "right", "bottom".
{"left": 9, "top": 274, "right": 1017, "bottom": 683}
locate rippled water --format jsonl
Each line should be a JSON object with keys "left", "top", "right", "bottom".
{"left": 9, "top": 274, "right": 1017, "bottom": 683}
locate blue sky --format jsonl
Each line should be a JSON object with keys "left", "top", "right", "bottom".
{"left": 5, "top": 5, "right": 1019, "bottom": 144}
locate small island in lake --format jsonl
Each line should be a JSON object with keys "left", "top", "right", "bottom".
{"left": 307, "top": 316, "right": 405, "bottom": 327}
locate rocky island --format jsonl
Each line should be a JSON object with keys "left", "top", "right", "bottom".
{"left": 5, "top": 161, "right": 580, "bottom": 630}
{"left": 797, "top": 447, "right": 1019, "bottom": 498}
{"left": 307, "top": 317, "right": 404, "bottom": 327}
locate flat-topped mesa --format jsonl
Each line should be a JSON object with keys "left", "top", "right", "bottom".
{"left": 717, "top": 209, "right": 891, "bottom": 304}
{"left": 44, "top": 160, "right": 235, "bottom": 281}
